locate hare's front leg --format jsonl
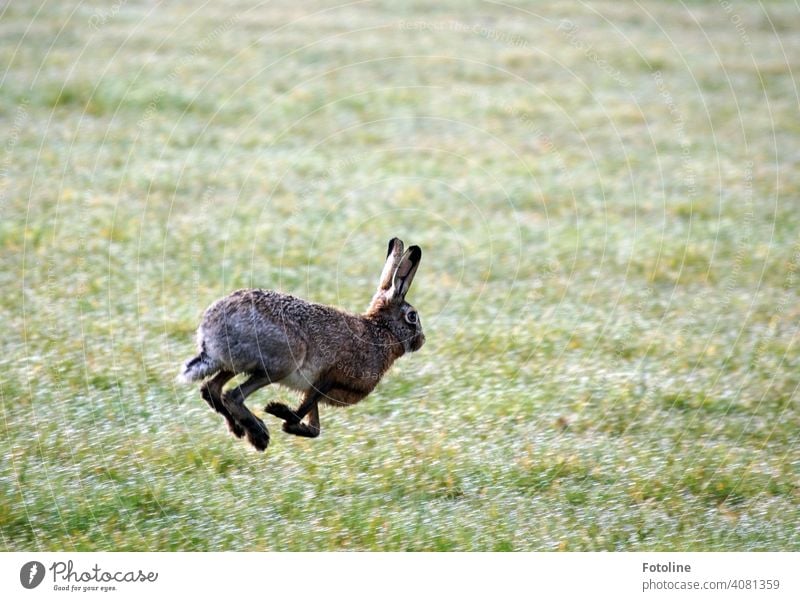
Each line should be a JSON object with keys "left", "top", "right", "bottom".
{"left": 265, "top": 381, "right": 330, "bottom": 438}
{"left": 283, "top": 403, "right": 320, "bottom": 438}
{"left": 221, "top": 372, "right": 272, "bottom": 451}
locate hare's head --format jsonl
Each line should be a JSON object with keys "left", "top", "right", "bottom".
{"left": 369, "top": 238, "right": 425, "bottom": 354}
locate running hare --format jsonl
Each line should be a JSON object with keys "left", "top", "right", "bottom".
{"left": 178, "top": 238, "right": 424, "bottom": 451}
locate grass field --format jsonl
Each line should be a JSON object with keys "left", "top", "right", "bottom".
{"left": 1, "top": 0, "right": 798, "bottom": 551}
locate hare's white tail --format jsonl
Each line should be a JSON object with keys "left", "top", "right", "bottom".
{"left": 177, "top": 351, "right": 218, "bottom": 383}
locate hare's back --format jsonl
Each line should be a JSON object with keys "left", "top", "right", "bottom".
{"left": 199, "top": 289, "right": 308, "bottom": 375}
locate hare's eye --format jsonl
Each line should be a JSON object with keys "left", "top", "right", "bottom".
{"left": 405, "top": 310, "right": 418, "bottom": 325}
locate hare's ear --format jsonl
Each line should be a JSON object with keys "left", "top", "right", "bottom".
{"left": 377, "top": 237, "right": 404, "bottom": 291}
{"left": 390, "top": 246, "right": 421, "bottom": 301}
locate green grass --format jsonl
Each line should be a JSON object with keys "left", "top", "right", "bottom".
{"left": 1, "top": 0, "right": 798, "bottom": 551}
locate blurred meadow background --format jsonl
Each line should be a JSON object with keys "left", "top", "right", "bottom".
{"left": 1, "top": 0, "right": 798, "bottom": 551}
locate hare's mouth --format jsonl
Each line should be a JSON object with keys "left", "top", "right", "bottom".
{"left": 411, "top": 333, "right": 426, "bottom": 352}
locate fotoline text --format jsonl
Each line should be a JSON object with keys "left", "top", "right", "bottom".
{"left": 643, "top": 562, "right": 691, "bottom": 573}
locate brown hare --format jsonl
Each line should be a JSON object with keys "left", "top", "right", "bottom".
{"left": 178, "top": 238, "right": 424, "bottom": 451}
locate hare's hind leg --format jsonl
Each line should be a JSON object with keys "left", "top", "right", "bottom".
{"left": 221, "top": 372, "right": 272, "bottom": 451}
{"left": 200, "top": 370, "right": 244, "bottom": 438}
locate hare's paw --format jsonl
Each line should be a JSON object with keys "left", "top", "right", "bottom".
{"left": 283, "top": 421, "right": 320, "bottom": 438}
{"left": 244, "top": 416, "right": 270, "bottom": 451}
{"left": 265, "top": 401, "right": 299, "bottom": 423}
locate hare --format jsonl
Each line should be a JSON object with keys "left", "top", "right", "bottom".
{"left": 178, "top": 238, "right": 424, "bottom": 451}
